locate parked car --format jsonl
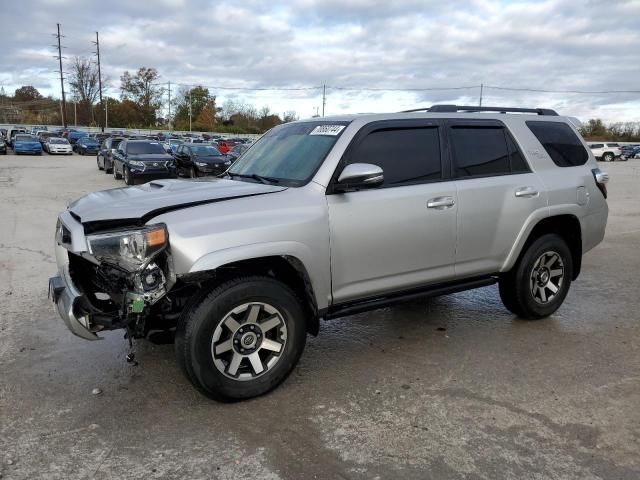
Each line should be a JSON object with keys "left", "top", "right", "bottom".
{"left": 226, "top": 143, "right": 249, "bottom": 162}
{"left": 48, "top": 105, "right": 609, "bottom": 401}
{"left": 44, "top": 137, "right": 73, "bottom": 155}
{"left": 173, "top": 144, "right": 231, "bottom": 177}
{"left": 589, "top": 143, "right": 622, "bottom": 162}
{"left": 620, "top": 144, "right": 640, "bottom": 159}
{"left": 97, "top": 137, "right": 125, "bottom": 173}
{"left": 65, "top": 131, "right": 86, "bottom": 145}
{"left": 75, "top": 136, "right": 101, "bottom": 155}
{"left": 0, "top": 128, "right": 7, "bottom": 139}
{"left": 162, "top": 139, "right": 183, "bottom": 154}
{"left": 38, "top": 132, "right": 59, "bottom": 146}
{"left": 13, "top": 134, "right": 43, "bottom": 155}
{"left": 215, "top": 139, "right": 236, "bottom": 154}
{"left": 7, "top": 128, "right": 27, "bottom": 147}
{"left": 30, "top": 125, "right": 48, "bottom": 135}
{"left": 0, "top": 137, "right": 6, "bottom": 154}
{"left": 112, "top": 140, "right": 177, "bottom": 185}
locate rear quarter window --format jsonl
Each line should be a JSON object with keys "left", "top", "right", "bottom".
{"left": 526, "top": 121, "right": 588, "bottom": 167}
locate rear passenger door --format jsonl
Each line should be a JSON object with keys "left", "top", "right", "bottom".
{"left": 327, "top": 120, "right": 458, "bottom": 304}
{"left": 448, "top": 120, "right": 547, "bottom": 277}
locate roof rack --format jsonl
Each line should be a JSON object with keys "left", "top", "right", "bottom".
{"left": 402, "top": 105, "right": 558, "bottom": 116}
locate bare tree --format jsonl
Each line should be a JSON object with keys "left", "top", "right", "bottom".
{"left": 68, "top": 56, "right": 100, "bottom": 104}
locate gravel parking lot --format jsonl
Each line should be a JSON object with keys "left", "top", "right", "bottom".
{"left": 1, "top": 153, "right": 639, "bottom": 479}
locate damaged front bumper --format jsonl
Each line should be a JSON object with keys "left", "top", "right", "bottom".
{"left": 49, "top": 271, "right": 100, "bottom": 341}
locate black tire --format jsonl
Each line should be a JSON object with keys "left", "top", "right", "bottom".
{"left": 105, "top": 159, "right": 112, "bottom": 173}
{"left": 113, "top": 164, "right": 122, "bottom": 180}
{"left": 175, "top": 276, "right": 307, "bottom": 401}
{"left": 603, "top": 152, "right": 614, "bottom": 162}
{"left": 189, "top": 167, "right": 197, "bottom": 178}
{"left": 499, "top": 234, "right": 573, "bottom": 319}
{"left": 97, "top": 157, "right": 103, "bottom": 170}
{"left": 123, "top": 166, "right": 134, "bottom": 185}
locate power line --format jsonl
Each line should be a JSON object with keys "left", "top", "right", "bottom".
{"left": 484, "top": 85, "right": 640, "bottom": 94}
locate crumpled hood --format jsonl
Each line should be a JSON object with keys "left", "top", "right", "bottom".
{"left": 68, "top": 178, "right": 287, "bottom": 227}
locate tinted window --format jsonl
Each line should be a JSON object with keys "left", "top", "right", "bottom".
{"left": 526, "top": 121, "right": 588, "bottom": 167}
{"left": 450, "top": 127, "right": 510, "bottom": 177}
{"left": 606, "top": 143, "right": 619, "bottom": 147}
{"left": 347, "top": 127, "right": 441, "bottom": 186}
{"left": 126, "top": 142, "right": 165, "bottom": 154}
{"left": 506, "top": 133, "right": 529, "bottom": 172}
{"left": 589, "top": 144, "right": 604, "bottom": 149}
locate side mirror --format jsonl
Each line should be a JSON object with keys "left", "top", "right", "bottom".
{"left": 335, "top": 163, "right": 384, "bottom": 191}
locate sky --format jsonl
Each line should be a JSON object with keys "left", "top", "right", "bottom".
{"left": 1, "top": 0, "right": 639, "bottom": 122}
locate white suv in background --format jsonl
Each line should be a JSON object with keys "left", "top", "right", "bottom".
{"left": 589, "top": 143, "right": 622, "bottom": 162}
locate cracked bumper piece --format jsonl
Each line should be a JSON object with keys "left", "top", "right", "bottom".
{"left": 49, "top": 269, "right": 101, "bottom": 341}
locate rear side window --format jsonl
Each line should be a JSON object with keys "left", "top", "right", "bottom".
{"left": 589, "top": 144, "right": 604, "bottom": 149}
{"left": 526, "top": 121, "right": 588, "bottom": 167}
{"left": 347, "top": 127, "right": 441, "bottom": 186}
{"left": 450, "top": 127, "right": 511, "bottom": 177}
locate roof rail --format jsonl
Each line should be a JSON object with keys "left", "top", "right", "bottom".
{"left": 402, "top": 105, "right": 558, "bottom": 116}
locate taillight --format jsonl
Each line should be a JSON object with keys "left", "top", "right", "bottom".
{"left": 591, "top": 168, "right": 609, "bottom": 199}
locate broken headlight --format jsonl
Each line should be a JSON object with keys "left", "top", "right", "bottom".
{"left": 87, "top": 224, "right": 168, "bottom": 271}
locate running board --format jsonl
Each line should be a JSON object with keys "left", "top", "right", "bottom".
{"left": 325, "top": 276, "right": 497, "bottom": 319}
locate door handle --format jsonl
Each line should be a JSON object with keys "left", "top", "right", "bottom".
{"left": 515, "top": 186, "right": 539, "bottom": 198}
{"left": 427, "top": 196, "right": 455, "bottom": 209}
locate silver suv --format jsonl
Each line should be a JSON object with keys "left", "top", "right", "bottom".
{"left": 49, "top": 105, "right": 609, "bottom": 401}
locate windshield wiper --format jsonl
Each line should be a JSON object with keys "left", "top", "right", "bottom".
{"left": 227, "top": 173, "right": 280, "bottom": 184}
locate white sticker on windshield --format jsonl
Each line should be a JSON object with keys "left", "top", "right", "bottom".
{"left": 309, "top": 125, "right": 345, "bottom": 136}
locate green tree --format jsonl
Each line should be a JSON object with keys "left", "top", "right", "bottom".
{"left": 174, "top": 86, "right": 211, "bottom": 130}
{"left": 120, "top": 67, "right": 163, "bottom": 126}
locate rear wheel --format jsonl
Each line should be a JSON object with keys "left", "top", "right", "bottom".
{"left": 189, "top": 167, "right": 197, "bottom": 178}
{"left": 175, "top": 276, "right": 307, "bottom": 401}
{"left": 113, "top": 163, "right": 122, "bottom": 180}
{"left": 499, "top": 234, "right": 573, "bottom": 319}
{"left": 97, "top": 157, "right": 103, "bottom": 170}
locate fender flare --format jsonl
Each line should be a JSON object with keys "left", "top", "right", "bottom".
{"left": 188, "top": 241, "right": 329, "bottom": 310}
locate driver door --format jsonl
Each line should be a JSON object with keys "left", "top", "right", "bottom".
{"left": 327, "top": 120, "right": 457, "bottom": 304}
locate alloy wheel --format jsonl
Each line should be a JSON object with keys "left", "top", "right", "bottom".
{"left": 211, "top": 302, "right": 288, "bottom": 381}
{"left": 530, "top": 251, "right": 564, "bottom": 304}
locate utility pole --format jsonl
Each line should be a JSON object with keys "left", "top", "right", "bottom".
{"left": 54, "top": 23, "right": 67, "bottom": 127}
{"left": 189, "top": 88, "right": 192, "bottom": 132}
{"left": 479, "top": 83, "right": 484, "bottom": 107}
{"left": 322, "top": 84, "right": 326, "bottom": 117}
{"left": 105, "top": 100, "right": 108, "bottom": 129}
{"left": 73, "top": 95, "right": 77, "bottom": 126}
{"left": 167, "top": 81, "right": 172, "bottom": 131}
{"left": 92, "top": 32, "right": 104, "bottom": 132}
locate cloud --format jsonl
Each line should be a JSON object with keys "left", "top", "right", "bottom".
{"left": 0, "top": 0, "right": 638, "bottom": 121}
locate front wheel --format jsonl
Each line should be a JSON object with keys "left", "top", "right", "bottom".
{"left": 97, "top": 157, "right": 103, "bottom": 170}
{"left": 113, "top": 164, "right": 122, "bottom": 180}
{"left": 123, "top": 166, "right": 134, "bottom": 185}
{"left": 499, "top": 234, "right": 573, "bottom": 319}
{"left": 603, "top": 152, "right": 614, "bottom": 162}
{"left": 175, "top": 276, "right": 307, "bottom": 401}
{"left": 189, "top": 167, "right": 197, "bottom": 178}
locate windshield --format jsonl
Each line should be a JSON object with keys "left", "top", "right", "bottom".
{"left": 127, "top": 142, "right": 166, "bottom": 154}
{"left": 50, "top": 138, "right": 69, "bottom": 144}
{"left": 228, "top": 122, "right": 348, "bottom": 186}
{"left": 80, "top": 137, "right": 98, "bottom": 144}
{"left": 16, "top": 135, "right": 36, "bottom": 141}
{"left": 191, "top": 145, "right": 221, "bottom": 156}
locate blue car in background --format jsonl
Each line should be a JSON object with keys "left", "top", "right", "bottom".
{"left": 65, "top": 131, "right": 86, "bottom": 145}
{"left": 13, "top": 134, "right": 43, "bottom": 155}
{"left": 75, "top": 136, "right": 100, "bottom": 155}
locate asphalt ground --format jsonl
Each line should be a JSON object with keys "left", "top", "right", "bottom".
{"left": 0, "top": 152, "right": 639, "bottom": 479}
